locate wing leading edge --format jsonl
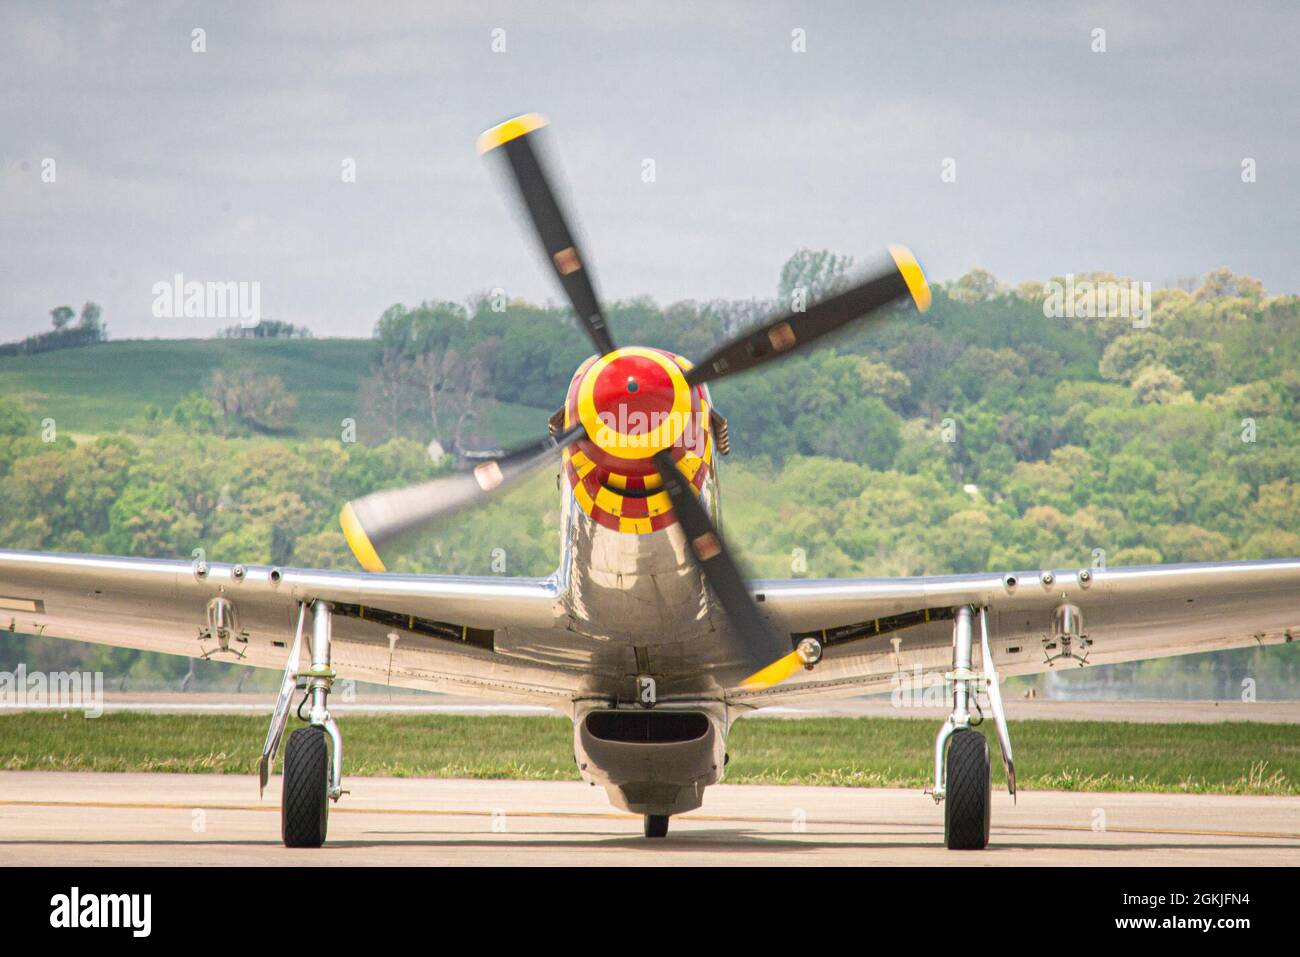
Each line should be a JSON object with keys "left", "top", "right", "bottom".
{"left": 0, "top": 549, "right": 581, "bottom": 705}
{"left": 5, "top": 550, "right": 1297, "bottom": 706}
{"left": 733, "top": 558, "right": 1300, "bottom": 705}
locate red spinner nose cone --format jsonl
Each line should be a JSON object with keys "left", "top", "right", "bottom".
{"left": 561, "top": 346, "right": 716, "bottom": 535}
{"left": 590, "top": 353, "right": 677, "bottom": 436}
{"left": 577, "top": 347, "right": 691, "bottom": 458}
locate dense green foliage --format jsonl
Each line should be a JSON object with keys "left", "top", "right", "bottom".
{"left": 1, "top": 261, "right": 1297, "bottom": 690}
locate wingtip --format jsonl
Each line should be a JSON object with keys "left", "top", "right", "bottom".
{"left": 888, "top": 245, "right": 932, "bottom": 313}
{"left": 339, "top": 502, "right": 386, "bottom": 573}
{"left": 477, "top": 113, "right": 548, "bottom": 154}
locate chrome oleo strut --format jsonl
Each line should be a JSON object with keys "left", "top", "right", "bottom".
{"left": 259, "top": 600, "right": 345, "bottom": 801}
{"left": 931, "top": 605, "right": 1016, "bottom": 801}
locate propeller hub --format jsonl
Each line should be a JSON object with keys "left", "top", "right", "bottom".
{"left": 577, "top": 347, "right": 691, "bottom": 459}
{"left": 561, "top": 347, "right": 714, "bottom": 534}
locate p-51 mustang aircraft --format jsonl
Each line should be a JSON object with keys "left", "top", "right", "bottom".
{"left": 3, "top": 114, "right": 1297, "bottom": 850}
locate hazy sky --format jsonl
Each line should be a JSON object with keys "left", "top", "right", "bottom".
{"left": 2, "top": 1, "right": 1296, "bottom": 340}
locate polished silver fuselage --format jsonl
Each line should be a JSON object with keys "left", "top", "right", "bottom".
{"left": 551, "top": 463, "right": 735, "bottom": 815}
{"left": 494, "top": 456, "right": 740, "bottom": 701}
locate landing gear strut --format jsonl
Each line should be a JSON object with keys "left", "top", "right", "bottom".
{"left": 262, "top": 600, "right": 345, "bottom": 848}
{"left": 931, "top": 605, "right": 1013, "bottom": 850}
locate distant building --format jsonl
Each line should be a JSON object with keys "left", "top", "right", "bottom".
{"left": 218, "top": 319, "right": 312, "bottom": 340}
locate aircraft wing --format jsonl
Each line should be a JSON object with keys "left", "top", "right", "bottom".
{"left": 730, "top": 559, "right": 1300, "bottom": 707}
{"left": 0, "top": 549, "right": 583, "bottom": 706}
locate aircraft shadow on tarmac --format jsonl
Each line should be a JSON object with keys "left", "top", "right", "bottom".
{"left": 2, "top": 834, "right": 1297, "bottom": 855}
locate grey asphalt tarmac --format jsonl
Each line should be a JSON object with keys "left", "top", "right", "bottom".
{"left": 1, "top": 772, "right": 1296, "bottom": 866}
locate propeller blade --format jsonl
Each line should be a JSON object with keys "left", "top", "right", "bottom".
{"left": 341, "top": 423, "right": 585, "bottom": 572}
{"left": 685, "top": 245, "right": 931, "bottom": 387}
{"left": 651, "top": 451, "right": 798, "bottom": 690}
{"left": 479, "top": 114, "right": 616, "bottom": 356}
{"left": 738, "top": 649, "right": 809, "bottom": 691}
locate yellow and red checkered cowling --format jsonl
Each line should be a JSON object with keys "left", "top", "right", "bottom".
{"left": 562, "top": 347, "right": 713, "bottom": 534}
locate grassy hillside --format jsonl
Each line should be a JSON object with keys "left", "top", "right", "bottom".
{"left": 0, "top": 338, "right": 547, "bottom": 444}
{"left": 2, "top": 268, "right": 1298, "bottom": 696}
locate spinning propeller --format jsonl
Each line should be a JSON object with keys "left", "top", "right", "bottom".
{"left": 341, "top": 113, "right": 931, "bottom": 690}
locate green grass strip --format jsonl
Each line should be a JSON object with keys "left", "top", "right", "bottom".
{"left": 0, "top": 712, "right": 1296, "bottom": 795}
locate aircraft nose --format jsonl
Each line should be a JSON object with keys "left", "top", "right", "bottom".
{"left": 580, "top": 347, "right": 689, "bottom": 455}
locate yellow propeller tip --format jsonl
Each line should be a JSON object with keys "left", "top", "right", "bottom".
{"left": 739, "top": 650, "right": 806, "bottom": 692}
{"left": 339, "top": 502, "right": 386, "bottom": 573}
{"left": 888, "top": 245, "right": 932, "bottom": 313}
{"left": 477, "top": 113, "right": 548, "bottom": 154}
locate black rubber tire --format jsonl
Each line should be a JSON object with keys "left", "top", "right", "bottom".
{"left": 644, "top": 814, "right": 669, "bottom": 838}
{"left": 944, "top": 728, "right": 991, "bottom": 850}
{"left": 282, "top": 726, "right": 330, "bottom": 848}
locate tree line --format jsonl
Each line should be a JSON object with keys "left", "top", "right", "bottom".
{"left": 0, "top": 302, "right": 107, "bottom": 356}
{"left": 0, "top": 253, "right": 1297, "bottom": 691}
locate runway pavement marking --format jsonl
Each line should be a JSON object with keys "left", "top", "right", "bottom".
{"left": 2, "top": 798, "right": 1297, "bottom": 841}
{"left": 0, "top": 798, "right": 630, "bottom": 818}
{"left": 995, "top": 822, "right": 1300, "bottom": 841}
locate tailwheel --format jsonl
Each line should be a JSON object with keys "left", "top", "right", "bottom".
{"left": 944, "top": 728, "right": 991, "bottom": 850}
{"left": 643, "top": 814, "right": 669, "bottom": 838}
{"left": 282, "top": 725, "right": 330, "bottom": 848}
